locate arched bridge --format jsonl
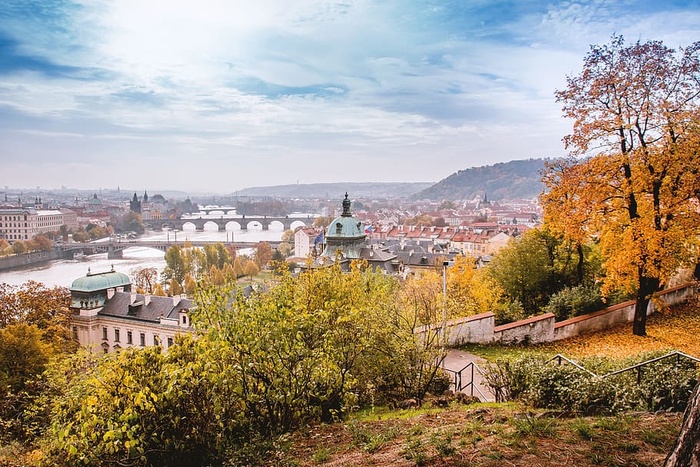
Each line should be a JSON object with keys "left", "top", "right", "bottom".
{"left": 57, "top": 240, "right": 281, "bottom": 259}
{"left": 145, "top": 216, "right": 313, "bottom": 232}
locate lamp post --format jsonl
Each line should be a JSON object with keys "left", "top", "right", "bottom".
{"left": 442, "top": 260, "right": 454, "bottom": 346}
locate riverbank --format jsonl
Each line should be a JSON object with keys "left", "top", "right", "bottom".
{"left": 0, "top": 249, "right": 64, "bottom": 272}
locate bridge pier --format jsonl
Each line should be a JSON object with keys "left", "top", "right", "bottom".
{"left": 107, "top": 246, "right": 123, "bottom": 259}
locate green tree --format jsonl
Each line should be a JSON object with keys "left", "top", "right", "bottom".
{"left": 41, "top": 340, "right": 247, "bottom": 467}
{"left": 122, "top": 211, "right": 145, "bottom": 235}
{"left": 163, "top": 245, "right": 187, "bottom": 286}
{"left": 544, "top": 35, "right": 700, "bottom": 335}
{"left": 487, "top": 228, "right": 578, "bottom": 315}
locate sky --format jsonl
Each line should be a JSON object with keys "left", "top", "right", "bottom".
{"left": 1, "top": 1, "right": 699, "bottom": 195}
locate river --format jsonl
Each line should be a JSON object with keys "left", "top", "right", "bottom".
{"left": 0, "top": 226, "right": 285, "bottom": 288}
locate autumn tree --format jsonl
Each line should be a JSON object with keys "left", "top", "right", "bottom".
{"left": 254, "top": 241, "right": 273, "bottom": 269}
{"left": 543, "top": 36, "right": 700, "bottom": 335}
{"left": 243, "top": 260, "right": 259, "bottom": 282}
{"left": 446, "top": 255, "right": 503, "bottom": 318}
{"left": 131, "top": 267, "right": 158, "bottom": 294}
{"left": 11, "top": 240, "right": 27, "bottom": 254}
{"left": 312, "top": 216, "right": 333, "bottom": 228}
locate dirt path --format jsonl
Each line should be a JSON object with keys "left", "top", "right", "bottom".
{"left": 441, "top": 349, "right": 495, "bottom": 402}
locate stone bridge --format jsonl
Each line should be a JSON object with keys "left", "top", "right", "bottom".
{"left": 58, "top": 240, "right": 281, "bottom": 259}
{"left": 145, "top": 216, "right": 312, "bottom": 232}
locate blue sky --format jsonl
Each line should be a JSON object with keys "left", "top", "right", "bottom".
{"left": 1, "top": 0, "right": 699, "bottom": 194}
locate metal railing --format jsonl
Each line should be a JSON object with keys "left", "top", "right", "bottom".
{"left": 442, "top": 361, "right": 490, "bottom": 401}
{"left": 548, "top": 350, "right": 700, "bottom": 381}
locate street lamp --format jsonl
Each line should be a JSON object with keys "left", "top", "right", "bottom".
{"left": 442, "top": 260, "right": 455, "bottom": 346}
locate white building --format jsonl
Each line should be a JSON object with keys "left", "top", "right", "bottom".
{"left": 70, "top": 268, "right": 193, "bottom": 353}
{"left": 0, "top": 208, "right": 67, "bottom": 242}
{"left": 294, "top": 226, "right": 323, "bottom": 258}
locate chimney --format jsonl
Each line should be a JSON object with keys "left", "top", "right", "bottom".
{"left": 144, "top": 293, "right": 151, "bottom": 306}
{"left": 107, "top": 288, "right": 115, "bottom": 299}
{"left": 116, "top": 286, "right": 124, "bottom": 293}
{"left": 172, "top": 295, "right": 181, "bottom": 306}
{"left": 130, "top": 292, "right": 136, "bottom": 304}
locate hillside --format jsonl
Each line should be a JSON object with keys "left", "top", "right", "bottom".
{"left": 412, "top": 158, "right": 548, "bottom": 201}
{"left": 233, "top": 182, "right": 433, "bottom": 199}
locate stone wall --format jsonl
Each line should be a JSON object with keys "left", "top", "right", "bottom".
{"left": 418, "top": 282, "right": 697, "bottom": 347}
{"left": 494, "top": 313, "right": 556, "bottom": 344}
{"left": 0, "top": 249, "right": 63, "bottom": 271}
{"left": 553, "top": 283, "right": 697, "bottom": 341}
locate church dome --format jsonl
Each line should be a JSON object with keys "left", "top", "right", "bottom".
{"left": 70, "top": 268, "right": 131, "bottom": 293}
{"left": 327, "top": 216, "right": 364, "bottom": 238}
{"left": 322, "top": 193, "right": 366, "bottom": 259}
{"left": 325, "top": 193, "right": 365, "bottom": 239}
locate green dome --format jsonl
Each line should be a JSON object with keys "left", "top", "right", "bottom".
{"left": 326, "top": 215, "right": 365, "bottom": 238}
{"left": 70, "top": 269, "right": 131, "bottom": 293}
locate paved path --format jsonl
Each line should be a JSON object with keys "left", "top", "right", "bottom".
{"left": 441, "top": 349, "right": 495, "bottom": 402}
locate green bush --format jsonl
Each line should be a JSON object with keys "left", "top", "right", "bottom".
{"left": 484, "top": 352, "right": 698, "bottom": 414}
{"left": 544, "top": 285, "right": 605, "bottom": 321}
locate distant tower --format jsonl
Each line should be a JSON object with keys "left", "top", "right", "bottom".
{"left": 130, "top": 193, "right": 142, "bottom": 214}
{"left": 143, "top": 191, "right": 149, "bottom": 204}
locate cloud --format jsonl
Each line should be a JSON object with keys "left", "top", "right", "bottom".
{"left": 0, "top": 0, "right": 699, "bottom": 192}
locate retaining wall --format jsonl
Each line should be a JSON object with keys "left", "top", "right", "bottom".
{"left": 0, "top": 249, "right": 63, "bottom": 271}
{"left": 419, "top": 282, "right": 697, "bottom": 346}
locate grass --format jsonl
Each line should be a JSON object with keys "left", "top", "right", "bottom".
{"left": 273, "top": 404, "right": 681, "bottom": 466}
{"left": 270, "top": 300, "right": 699, "bottom": 466}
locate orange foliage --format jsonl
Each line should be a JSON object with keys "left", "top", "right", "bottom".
{"left": 545, "top": 300, "right": 700, "bottom": 359}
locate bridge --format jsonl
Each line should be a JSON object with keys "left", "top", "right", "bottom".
{"left": 57, "top": 240, "right": 281, "bottom": 259}
{"left": 144, "top": 215, "right": 313, "bottom": 232}
{"left": 193, "top": 206, "right": 238, "bottom": 215}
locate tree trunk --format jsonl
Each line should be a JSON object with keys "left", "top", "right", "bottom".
{"left": 665, "top": 383, "right": 700, "bottom": 467}
{"left": 633, "top": 274, "right": 660, "bottom": 336}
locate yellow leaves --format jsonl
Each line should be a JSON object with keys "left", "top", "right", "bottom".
{"left": 547, "top": 301, "right": 700, "bottom": 359}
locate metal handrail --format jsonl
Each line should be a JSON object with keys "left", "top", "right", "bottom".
{"left": 547, "top": 354, "right": 598, "bottom": 377}
{"left": 443, "top": 361, "right": 489, "bottom": 401}
{"left": 548, "top": 351, "right": 700, "bottom": 380}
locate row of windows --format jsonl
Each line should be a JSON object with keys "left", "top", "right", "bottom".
{"left": 101, "top": 326, "right": 174, "bottom": 349}
{"left": 1, "top": 215, "right": 28, "bottom": 221}
{"left": 0, "top": 223, "right": 29, "bottom": 228}
{"left": 2, "top": 233, "right": 29, "bottom": 240}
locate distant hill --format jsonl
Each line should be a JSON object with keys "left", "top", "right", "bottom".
{"left": 234, "top": 182, "right": 433, "bottom": 199}
{"left": 412, "top": 158, "right": 548, "bottom": 201}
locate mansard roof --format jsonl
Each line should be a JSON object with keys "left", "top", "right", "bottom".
{"left": 100, "top": 292, "right": 192, "bottom": 323}
{"left": 70, "top": 268, "right": 131, "bottom": 293}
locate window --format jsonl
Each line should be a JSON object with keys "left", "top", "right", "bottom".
{"left": 182, "top": 315, "right": 187, "bottom": 325}
{"left": 102, "top": 327, "right": 108, "bottom": 340}
{"left": 154, "top": 335, "right": 160, "bottom": 346}
{"left": 114, "top": 329, "right": 120, "bottom": 342}
{"left": 167, "top": 337, "right": 173, "bottom": 348}
{"left": 72, "top": 326, "right": 78, "bottom": 340}
{"left": 127, "top": 331, "right": 133, "bottom": 345}
{"left": 140, "top": 333, "right": 145, "bottom": 346}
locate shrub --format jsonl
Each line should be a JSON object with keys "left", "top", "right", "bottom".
{"left": 544, "top": 285, "right": 605, "bottom": 321}
{"left": 484, "top": 352, "right": 698, "bottom": 414}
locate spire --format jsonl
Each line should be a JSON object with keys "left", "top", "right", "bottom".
{"left": 341, "top": 192, "right": 352, "bottom": 217}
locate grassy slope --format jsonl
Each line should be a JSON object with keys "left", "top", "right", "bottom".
{"left": 273, "top": 405, "right": 680, "bottom": 466}
{"left": 272, "top": 299, "right": 700, "bottom": 466}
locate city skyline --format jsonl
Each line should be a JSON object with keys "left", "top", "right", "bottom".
{"left": 1, "top": 0, "right": 699, "bottom": 194}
